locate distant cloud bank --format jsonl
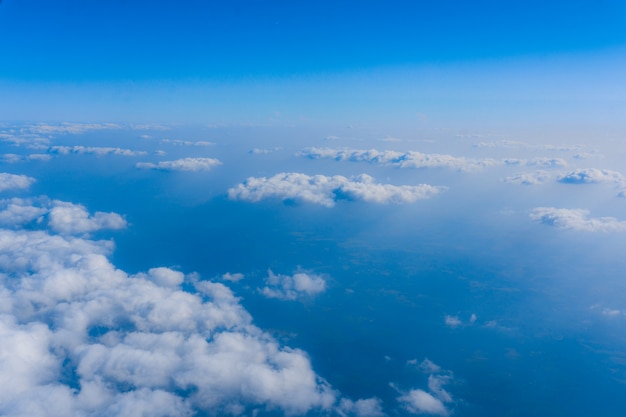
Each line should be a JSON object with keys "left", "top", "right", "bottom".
{"left": 136, "top": 157, "right": 222, "bottom": 172}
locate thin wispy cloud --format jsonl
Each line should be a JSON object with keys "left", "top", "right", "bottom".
{"left": 136, "top": 157, "right": 222, "bottom": 172}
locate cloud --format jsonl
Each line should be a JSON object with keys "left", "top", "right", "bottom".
{"left": 222, "top": 272, "right": 245, "bottom": 282}
{"left": 0, "top": 225, "right": 350, "bottom": 416}
{"left": 396, "top": 359, "right": 454, "bottom": 416}
{"left": 228, "top": 173, "right": 445, "bottom": 207}
{"left": 502, "top": 171, "right": 551, "bottom": 185}
{"left": 530, "top": 207, "right": 626, "bottom": 232}
{"left": 2, "top": 153, "right": 52, "bottom": 163}
{"left": 259, "top": 270, "right": 327, "bottom": 301}
{"left": 557, "top": 168, "right": 626, "bottom": 185}
{"left": 338, "top": 398, "right": 385, "bottom": 417}
{"left": 47, "top": 201, "right": 127, "bottom": 235}
{"left": 503, "top": 157, "right": 567, "bottom": 168}
{"left": 160, "top": 139, "right": 214, "bottom": 147}
{"left": 299, "top": 147, "right": 497, "bottom": 172}
{"left": 444, "top": 315, "right": 462, "bottom": 328}
{"left": 0, "top": 198, "right": 47, "bottom": 226}
{"left": 0, "top": 173, "right": 36, "bottom": 192}
{"left": 136, "top": 158, "right": 222, "bottom": 172}
{"left": 49, "top": 146, "right": 147, "bottom": 157}
{"left": 249, "top": 147, "right": 282, "bottom": 155}
{"left": 27, "top": 123, "right": 123, "bottom": 135}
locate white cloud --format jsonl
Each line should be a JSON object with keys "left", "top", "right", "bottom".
{"left": 503, "top": 157, "right": 567, "bottom": 168}
{"left": 530, "top": 207, "right": 626, "bottom": 232}
{"left": 49, "top": 146, "right": 147, "bottom": 157}
{"left": 338, "top": 398, "right": 385, "bottom": 417}
{"left": 299, "top": 147, "right": 497, "bottom": 172}
{"left": 396, "top": 359, "right": 454, "bottom": 416}
{"left": 0, "top": 173, "right": 36, "bottom": 192}
{"left": 0, "top": 198, "right": 47, "bottom": 226}
{"left": 228, "top": 173, "right": 445, "bottom": 207}
{"left": 444, "top": 315, "right": 461, "bottom": 328}
{"left": 48, "top": 201, "right": 127, "bottom": 235}
{"left": 27, "top": 123, "right": 122, "bottom": 135}
{"left": 222, "top": 272, "right": 245, "bottom": 282}
{"left": 136, "top": 157, "right": 222, "bottom": 172}
{"left": 398, "top": 390, "right": 448, "bottom": 416}
{"left": 2, "top": 153, "right": 52, "bottom": 163}
{"left": 502, "top": 171, "right": 551, "bottom": 185}
{"left": 0, "top": 226, "right": 352, "bottom": 416}
{"left": 557, "top": 168, "right": 626, "bottom": 185}
{"left": 160, "top": 139, "right": 214, "bottom": 147}
{"left": 259, "top": 270, "right": 327, "bottom": 301}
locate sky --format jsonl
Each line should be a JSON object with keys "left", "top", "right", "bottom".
{"left": 1, "top": 1, "right": 626, "bottom": 417}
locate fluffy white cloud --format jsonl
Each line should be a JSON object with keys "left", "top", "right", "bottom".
{"left": 228, "top": 173, "right": 444, "bottom": 207}
{"left": 260, "top": 270, "right": 327, "bottom": 301}
{"left": 557, "top": 168, "right": 626, "bottom": 185}
{"left": 136, "top": 158, "right": 222, "bottom": 172}
{"left": 0, "top": 173, "right": 36, "bottom": 192}
{"left": 2, "top": 153, "right": 52, "bottom": 163}
{"left": 49, "top": 146, "right": 147, "bottom": 157}
{"left": 530, "top": 207, "right": 626, "bottom": 232}
{"left": 0, "top": 226, "right": 351, "bottom": 416}
{"left": 299, "top": 147, "right": 497, "bottom": 172}
{"left": 396, "top": 359, "right": 453, "bottom": 416}
{"left": 338, "top": 398, "right": 385, "bottom": 417}
{"left": 398, "top": 390, "right": 448, "bottom": 416}
{"left": 0, "top": 198, "right": 47, "bottom": 226}
{"left": 48, "top": 201, "right": 127, "bottom": 235}
{"left": 222, "top": 272, "right": 245, "bottom": 282}
{"left": 503, "top": 157, "right": 567, "bottom": 168}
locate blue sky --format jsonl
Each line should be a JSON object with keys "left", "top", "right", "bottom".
{"left": 1, "top": 2, "right": 626, "bottom": 417}
{"left": 2, "top": 0, "right": 626, "bottom": 125}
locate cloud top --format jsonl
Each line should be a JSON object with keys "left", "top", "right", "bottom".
{"left": 228, "top": 172, "right": 445, "bottom": 207}
{"left": 260, "top": 270, "right": 327, "bottom": 301}
{"left": 0, "top": 173, "right": 36, "bottom": 192}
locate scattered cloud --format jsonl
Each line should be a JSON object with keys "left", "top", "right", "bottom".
{"left": 222, "top": 272, "right": 245, "bottom": 282}
{"left": 47, "top": 201, "right": 127, "bottom": 235}
{"left": 1, "top": 153, "right": 52, "bottom": 163}
{"left": 530, "top": 207, "right": 626, "bottom": 232}
{"left": 338, "top": 398, "right": 385, "bottom": 417}
{"left": 249, "top": 147, "right": 282, "bottom": 155}
{"left": 0, "top": 173, "right": 36, "bottom": 192}
{"left": 503, "top": 157, "right": 567, "bottom": 168}
{"left": 299, "top": 147, "right": 497, "bottom": 172}
{"left": 0, "top": 227, "right": 344, "bottom": 416}
{"left": 49, "top": 146, "right": 147, "bottom": 157}
{"left": 27, "top": 123, "right": 122, "bottom": 135}
{"left": 397, "top": 359, "right": 454, "bottom": 416}
{"left": 136, "top": 157, "right": 222, "bottom": 172}
{"left": 502, "top": 171, "right": 551, "bottom": 185}
{"left": 160, "top": 139, "right": 214, "bottom": 147}
{"left": 444, "top": 315, "right": 462, "bottom": 328}
{"left": 557, "top": 168, "right": 626, "bottom": 185}
{"left": 259, "top": 270, "right": 327, "bottom": 301}
{"left": 228, "top": 173, "right": 445, "bottom": 207}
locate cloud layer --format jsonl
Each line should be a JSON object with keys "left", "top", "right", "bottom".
{"left": 228, "top": 173, "right": 445, "bottom": 207}
{"left": 260, "top": 270, "right": 327, "bottom": 301}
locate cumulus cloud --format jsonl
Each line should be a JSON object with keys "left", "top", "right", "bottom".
{"left": 49, "top": 146, "right": 147, "bottom": 157}
{"left": 0, "top": 198, "right": 47, "bottom": 226}
{"left": 338, "top": 398, "right": 385, "bottom": 417}
{"left": 530, "top": 207, "right": 626, "bottom": 232}
{"left": 259, "top": 270, "right": 327, "bottom": 301}
{"left": 0, "top": 225, "right": 358, "bottom": 416}
{"left": 299, "top": 147, "right": 497, "bottom": 172}
{"left": 228, "top": 173, "right": 445, "bottom": 207}
{"left": 222, "top": 272, "right": 245, "bottom": 282}
{"left": 136, "top": 158, "right": 222, "bottom": 172}
{"left": 557, "top": 168, "right": 626, "bottom": 185}
{"left": 0, "top": 173, "right": 36, "bottom": 192}
{"left": 503, "top": 157, "right": 567, "bottom": 168}
{"left": 397, "top": 359, "right": 454, "bottom": 416}
{"left": 47, "top": 201, "right": 127, "bottom": 235}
